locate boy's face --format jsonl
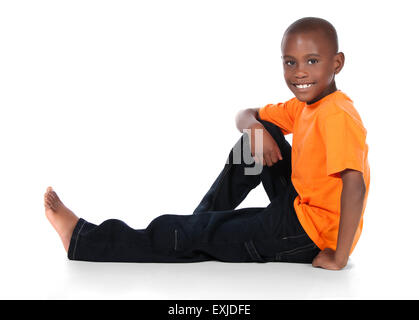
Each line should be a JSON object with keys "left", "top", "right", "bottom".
{"left": 281, "top": 30, "right": 344, "bottom": 104}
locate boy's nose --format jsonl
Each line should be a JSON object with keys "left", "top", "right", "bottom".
{"left": 295, "top": 68, "right": 309, "bottom": 78}
{"left": 293, "top": 62, "right": 309, "bottom": 78}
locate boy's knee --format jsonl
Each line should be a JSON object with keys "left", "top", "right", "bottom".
{"left": 258, "top": 119, "right": 281, "bottom": 131}
{"left": 258, "top": 120, "right": 286, "bottom": 141}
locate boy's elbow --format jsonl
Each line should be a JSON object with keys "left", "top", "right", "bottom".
{"left": 235, "top": 108, "right": 260, "bottom": 131}
{"left": 236, "top": 107, "right": 259, "bottom": 117}
{"left": 235, "top": 108, "right": 246, "bottom": 122}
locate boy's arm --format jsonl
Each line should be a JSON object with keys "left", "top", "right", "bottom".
{"left": 235, "top": 108, "right": 262, "bottom": 133}
{"left": 312, "top": 169, "right": 366, "bottom": 270}
{"left": 235, "top": 108, "right": 283, "bottom": 166}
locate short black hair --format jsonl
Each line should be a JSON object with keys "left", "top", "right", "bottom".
{"left": 282, "top": 17, "right": 339, "bottom": 54}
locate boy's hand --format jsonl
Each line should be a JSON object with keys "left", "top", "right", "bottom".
{"left": 312, "top": 248, "right": 347, "bottom": 270}
{"left": 248, "top": 123, "right": 283, "bottom": 166}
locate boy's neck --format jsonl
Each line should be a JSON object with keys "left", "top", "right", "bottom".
{"left": 306, "top": 82, "right": 338, "bottom": 105}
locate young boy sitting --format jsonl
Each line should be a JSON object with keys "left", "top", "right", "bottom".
{"left": 44, "top": 17, "right": 369, "bottom": 270}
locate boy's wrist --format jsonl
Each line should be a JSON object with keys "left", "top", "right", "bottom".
{"left": 334, "top": 250, "right": 349, "bottom": 267}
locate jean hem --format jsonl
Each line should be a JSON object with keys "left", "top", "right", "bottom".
{"left": 67, "top": 218, "right": 87, "bottom": 260}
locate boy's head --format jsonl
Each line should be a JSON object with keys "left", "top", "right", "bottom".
{"left": 281, "top": 17, "right": 345, "bottom": 104}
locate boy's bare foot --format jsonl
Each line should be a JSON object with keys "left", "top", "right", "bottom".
{"left": 44, "top": 186, "right": 79, "bottom": 252}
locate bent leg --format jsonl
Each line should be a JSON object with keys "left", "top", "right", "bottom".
{"left": 258, "top": 120, "right": 293, "bottom": 202}
{"left": 192, "top": 132, "right": 261, "bottom": 214}
{"left": 192, "top": 119, "right": 293, "bottom": 214}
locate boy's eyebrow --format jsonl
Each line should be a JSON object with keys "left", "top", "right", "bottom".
{"left": 282, "top": 53, "right": 321, "bottom": 59}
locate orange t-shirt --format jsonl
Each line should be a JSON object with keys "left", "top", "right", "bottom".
{"left": 258, "top": 90, "right": 370, "bottom": 254}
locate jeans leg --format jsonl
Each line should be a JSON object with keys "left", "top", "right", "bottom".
{"left": 192, "top": 132, "right": 261, "bottom": 214}
{"left": 258, "top": 120, "right": 293, "bottom": 202}
{"left": 67, "top": 121, "right": 318, "bottom": 263}
{"left": 68, "top": 196, "right": 318, "bottom": 264}
{"left": 68, "top": 206, "right": 269, "bottom": 263}
{"left": 192, "top": 119, "right": 293, "bottom": 214}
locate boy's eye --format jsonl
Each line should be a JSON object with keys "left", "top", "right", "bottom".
{"left": 308, "top": 59, "right": 318, "bottom": 65}
{"left": 285, "top": 61, "right": 295, "bottom": 66}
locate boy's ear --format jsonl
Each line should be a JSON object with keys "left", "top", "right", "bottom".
{"left": 334, "top": 52, "right": 345, "bottom": 75}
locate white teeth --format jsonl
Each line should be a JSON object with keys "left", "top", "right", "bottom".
{"left": 295, "top": 83, "right": 313, "bottom": 89}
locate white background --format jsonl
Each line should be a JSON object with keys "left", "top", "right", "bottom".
{"left": 0, "top": 0, "right": 418, "bottom": 299}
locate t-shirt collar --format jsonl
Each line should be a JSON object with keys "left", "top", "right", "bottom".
{"left": 304, "top": 90, "right": 341, "bottom": 108}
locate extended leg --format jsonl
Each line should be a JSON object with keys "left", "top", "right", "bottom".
{"left": 67, "top": 195, "right": 318, "bottom": 263}
{"left": 67, "top": 207, "right": 270, "bottom": 263}
{"left": 45, "top": 186, "right": 318, "bottom": 264}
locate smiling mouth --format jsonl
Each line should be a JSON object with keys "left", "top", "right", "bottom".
{"left": 293, "top": 83, "right": 315, "bottom": 89}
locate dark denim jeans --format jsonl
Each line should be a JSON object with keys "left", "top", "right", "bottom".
{"left": 68, "top": 120, "right": 320, "bottom": 263}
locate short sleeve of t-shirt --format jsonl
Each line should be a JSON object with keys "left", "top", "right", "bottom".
{"left": 323, "top": 111, "right": 367, "bottom": 177}
{"left": 258, "top": 99, "right": 299, "bottom": 135}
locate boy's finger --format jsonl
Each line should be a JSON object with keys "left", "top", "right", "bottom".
{"left": 270, "top": 153, "right": 278, "bottom": 166}
{"left": 312, "top": 258, "right": 320, "bottom": 268}
{"left": 276, "top": 147, "right": 283, "bottom": 160}
{"left": 270, "top": 151, "right": 279, "bottom": 164}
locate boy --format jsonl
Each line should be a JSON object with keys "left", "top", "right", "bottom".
{"left": 45, "top": 17, "right": 369, "bottom": 270}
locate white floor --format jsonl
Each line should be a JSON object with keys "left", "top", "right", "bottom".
{"left": 1, "top": 183, "right": 417, "bottom": 300}
{"left": 1, "top": 241, "right": 416, "bottom": 300}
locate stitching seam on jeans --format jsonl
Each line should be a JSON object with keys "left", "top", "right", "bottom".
{"left": 281, "top": 233, "right": 307, "bottom": 240}
{"left": 244, "top": 242, "right": 254, "bottom": 260}
{"left": 248, "top": 241, "right": 263, "bottom": 262}
{"left": 279, "top": 176, "right": 287, "bottom": 186}
{"left": 278, "top": 243, "right": 316, "bottom": 256}
{"left": 244, "top": 241, "right": 263, "bottom": 262}
{"left": 72, "top": 220, "right": 86, "bottom": 260}
{"left": 174, "top": 229, "right": 178, "bottom": 251}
